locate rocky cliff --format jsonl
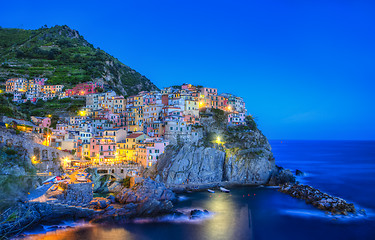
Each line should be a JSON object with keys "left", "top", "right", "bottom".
{"left": 149, "top": 109, "right": 289, "bottom": 187}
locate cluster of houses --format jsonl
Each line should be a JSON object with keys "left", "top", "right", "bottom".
{"left": 5, "top": 78, "right": 103, "bottom": 103}
{"left": 2, "top": 80, "right": 248, "bottom": 169}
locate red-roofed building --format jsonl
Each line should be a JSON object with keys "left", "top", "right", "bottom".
{"left": 65, "top": 82, "right": 103, "bottom": 96}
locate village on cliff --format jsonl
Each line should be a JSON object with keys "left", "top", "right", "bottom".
{"left": 2, "top": 78, "right": 248, "bottom": 172}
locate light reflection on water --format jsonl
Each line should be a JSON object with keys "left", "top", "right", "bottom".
{"left": 20, "top": 140, "right": 375, "bottom": 240}
{"left": 24, "top": 225, "right": 137, "bottom": 240}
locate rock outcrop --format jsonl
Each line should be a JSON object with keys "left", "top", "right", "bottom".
{"left": 116, "top": 178, "right": 176, "bottom": 215}
{"left": 56, "top": 182, "right": 93, "bottom": 205}
{"left": 149, "top": 109, "right": 284, "bottom": 187}
{"left": 92, "top": 178, "right": 176, "bottom": 223}
{"left": 268, "top": 166, "right": 296, "bottom": 185}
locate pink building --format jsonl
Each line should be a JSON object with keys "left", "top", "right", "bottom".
{"left": 145, "top": 140, "right": 169, "bottom": 167}
{"left": 201, "top": 87, "right": 218, "bottom": 97}
{"left": 143, "top": 95, "right": 156, "bottom": 105}
{"left": 90, "top": 137, "right": 116, "bottom": 163}
{"left": 65, "top": 82, "right": 103, "bottom": 96}
{"left": 31, "top": 116, "right": 51, "bottom": 128}
{"left": 183, "top": 114, "right": 199, "bottom": 125}
{"left": 137, "top": 140, "right": 169, "bottom": 168}
{"left": 145, "top": 121, "right": 164, "bottom": 137}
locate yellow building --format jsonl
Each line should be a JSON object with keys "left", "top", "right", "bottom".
{"left": 184, "top": 98, "right": 199, "bottom": 117}
{"left": 82, "top": 143, "right": 91, "bottom": 160}
{"left": 117, "top": 133, "right": 148, "bottom": 163}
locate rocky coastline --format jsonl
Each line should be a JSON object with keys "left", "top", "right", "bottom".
{"left": 279, "top": 183, "right": 365, "bottom": 216}
{"left": 0, "top": 178, "right": 208, "bottom": 239}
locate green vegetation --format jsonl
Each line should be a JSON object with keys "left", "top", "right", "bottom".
{"left": 211, "top": 108, "right": 226, "bottom": 123}
{"left": 0, "top": 92, "right": 85, "bottom": 119}
{"left": 120, "top": 176, "right": 131, "bottom": 188}
{"left": 0, "top": 94, "right": 27, "bottom": 119}
{"left": 245, "top": 115, "right": 257, "bottom": 131}
{"left": 19, "top": 98, "right": 85, "bottom": 118}
{"left": 0, "top": 25, "right": 158, "bottom": 96}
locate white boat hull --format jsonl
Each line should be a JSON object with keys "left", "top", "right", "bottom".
{"left": 220, "top": 187, "right": 230, "bottom": 193}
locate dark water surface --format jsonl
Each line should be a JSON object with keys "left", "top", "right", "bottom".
{"left": 22, "top": 140, "right": 375, "bottom": 240}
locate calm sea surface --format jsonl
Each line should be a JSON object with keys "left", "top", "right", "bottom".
{"left": 22, "top": 140, "right": 375, "bottom": 240}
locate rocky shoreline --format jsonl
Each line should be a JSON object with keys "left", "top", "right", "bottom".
{"left": 0, "top": 178, "right": 210, "bottom": 239}
{"left": 279, "top": 183, "right": 365, "bottom": 216}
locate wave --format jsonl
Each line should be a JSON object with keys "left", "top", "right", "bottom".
{"left": 178, "top": 195, "right": 190, "bottom": 201}
{"left": 131, "top": 208, "right": 215, "bottom": 224}
{"left": 22, "top": 220, "right": 89, "bottom": 236}
{"left": 280, "top": 208, "right": 370, "bottom": 221}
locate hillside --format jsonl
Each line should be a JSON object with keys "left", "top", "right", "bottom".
{"left": 0, "top": 25, "right": 158, "bottom": 96}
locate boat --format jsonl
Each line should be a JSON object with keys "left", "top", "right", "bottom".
{"left": 220, "top": 187, "right": 230, "bottom": 193}
{"left": 207, "top": 189, "right": 215, "bottom": 193}
{"left": 42, "top": 176, "right": 56, "bottom": 184}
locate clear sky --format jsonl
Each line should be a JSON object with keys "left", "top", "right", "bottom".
{"left": 1, "top": 0, "right": 375, "bottom": 140}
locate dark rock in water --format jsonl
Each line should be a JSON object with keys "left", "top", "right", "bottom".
{"left": 279, "top": 183, "right": 357, "bottom": 215}
{"left": 268, "top": 166, "right": 296, "bottom": 185}
{"left": 295, "top": 169, "right": 304, "bottom": 176}
{"left": 190, "top": 209, "right": 210, "bottom": 219}
{"left": 170, "top": 211, "right": 185, "bottom": 219}
{"left": 137, "top": 198, "right": 174, "bottom": 217}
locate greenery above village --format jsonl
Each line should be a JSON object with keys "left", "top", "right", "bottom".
{"left": 0, "top": 25, "right": 158, "bottom": 96}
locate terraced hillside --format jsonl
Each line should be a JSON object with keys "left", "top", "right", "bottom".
{"left": 0, "top": 25, "right": 158, "bottom": 96}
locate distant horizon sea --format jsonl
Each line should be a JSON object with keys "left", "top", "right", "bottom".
{"left": 21, "top": 140, "right": 375, "bottom": 240}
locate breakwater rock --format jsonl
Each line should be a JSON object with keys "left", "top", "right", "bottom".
{"left": 279, "top": 183, "right": 358, "bottom": 215}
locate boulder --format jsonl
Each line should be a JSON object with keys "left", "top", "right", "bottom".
{"left": 268, "top": 167, "right": 296, "bottom": 185}
{"left": 295, "top": 169, "right": 304, "bottom": 176}
{"left": 107, "top": 195, "right": 116, "bottom": 204}
{"left": 116, "top": 178, "right": 176, "bottom": 204}
{"left": 113, "top": 178, "right": 176, "bottom": 218}
{"left": 190, "top": 209, "right": 210, "bottom": 219}
{"left": 89, "top": 197, "right": 111, "bottom": 209}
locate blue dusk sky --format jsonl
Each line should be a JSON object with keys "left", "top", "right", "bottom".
{"left": 1, "top": 0, "right": 374, "bottom": 140}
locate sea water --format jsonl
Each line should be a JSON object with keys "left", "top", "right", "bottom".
{"left": 21, "top": 140, "right": 375, "bottom": 240}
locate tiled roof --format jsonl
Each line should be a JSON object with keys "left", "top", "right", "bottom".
{"left": 127, "top": 133, "right": 144, "bottom": 139}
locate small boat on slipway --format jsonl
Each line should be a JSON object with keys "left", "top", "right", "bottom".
{"left": 207, "top": 189, "right": 215, "bottom": 193}
{"left": 220, "top": 187, "right": 230, "bottom": 193}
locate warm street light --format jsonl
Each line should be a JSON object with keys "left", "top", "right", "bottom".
{"left": 31, "top": 156, "right": 39, "bottom": 164}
